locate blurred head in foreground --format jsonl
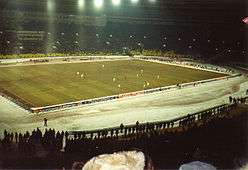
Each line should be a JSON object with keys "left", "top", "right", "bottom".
{"left": 72, "top": 151, "right": 154, "bottom": 170}
{"left": 179, "top": 161, "right": 216, "bottom": 170}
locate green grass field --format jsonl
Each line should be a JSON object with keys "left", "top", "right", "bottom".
{"left": 0, "top": 60, "right": 226, "bottom": 107}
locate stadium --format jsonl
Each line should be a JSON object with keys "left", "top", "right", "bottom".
{"left": 0, "top": 0, "right": 247, "bottom": 169}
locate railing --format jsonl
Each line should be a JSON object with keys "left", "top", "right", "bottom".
{"left": 68, "top": 103, "right": 238, "bottom": 139}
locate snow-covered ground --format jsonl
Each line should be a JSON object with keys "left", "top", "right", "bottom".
{"left": 0, "top": 74, "right": 247, "bottom": 137}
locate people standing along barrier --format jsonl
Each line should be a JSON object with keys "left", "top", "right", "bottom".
{"left": 229, "top": 96, "right": 247, "bottom": 104}
{"left": 67, "top": 101, "right": 239, "bottom": 140}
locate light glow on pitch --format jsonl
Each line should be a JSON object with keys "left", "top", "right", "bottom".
{"left": 112, "top": 0, "right": 121, "bottom": 6}
{"left": 148, "top": 0, "right": 156, "bottom": 2}
{"left": 94, "top": 0, "right": 103, "bottom": 8}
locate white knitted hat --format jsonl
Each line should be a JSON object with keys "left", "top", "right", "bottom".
{"left": 82, "top": 151, "right": 145, "bottom": 170}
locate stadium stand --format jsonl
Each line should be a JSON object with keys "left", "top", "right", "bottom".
{"left": 0, "top": 0, "right": 246, "bottom": 62}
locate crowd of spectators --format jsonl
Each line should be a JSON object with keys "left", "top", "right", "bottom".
{"left": 229, "top": 96, "right": 248, "bottom": 104}
{"left": 0, "top": 21, "right": 246, "bottom": 63}
{"left": 1, "top": 128, "right": 69, "bottom": 154}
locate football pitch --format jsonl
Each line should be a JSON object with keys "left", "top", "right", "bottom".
{"left": 0, "top": 59, "right": 226, "bottom": 107}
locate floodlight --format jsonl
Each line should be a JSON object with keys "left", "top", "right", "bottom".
{"left": 112, "top": 0, "right": 121, "bottom": 6}
{"left": 47, "top": 0, "right": 55, "bottom": 11}
{"left": 78, "top": 0, "right": 85, "bottom": 9}
{"left": 94, "top": 0, "right": 103, "bottom": 8}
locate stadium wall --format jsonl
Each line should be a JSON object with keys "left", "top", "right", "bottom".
{"left": 0, "top": 55, "right": 130, "bottom": 64}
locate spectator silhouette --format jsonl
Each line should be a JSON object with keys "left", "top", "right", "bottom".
{"left": 44, "top": 118, "right": 48, "bottom": 127}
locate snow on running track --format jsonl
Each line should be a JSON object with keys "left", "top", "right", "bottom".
{"left": 0, "top": 75, "right": 247, "bottom": 138}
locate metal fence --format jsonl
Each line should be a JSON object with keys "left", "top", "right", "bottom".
{"left": 68, "top": 103, "right": 238, "bottom": 139}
